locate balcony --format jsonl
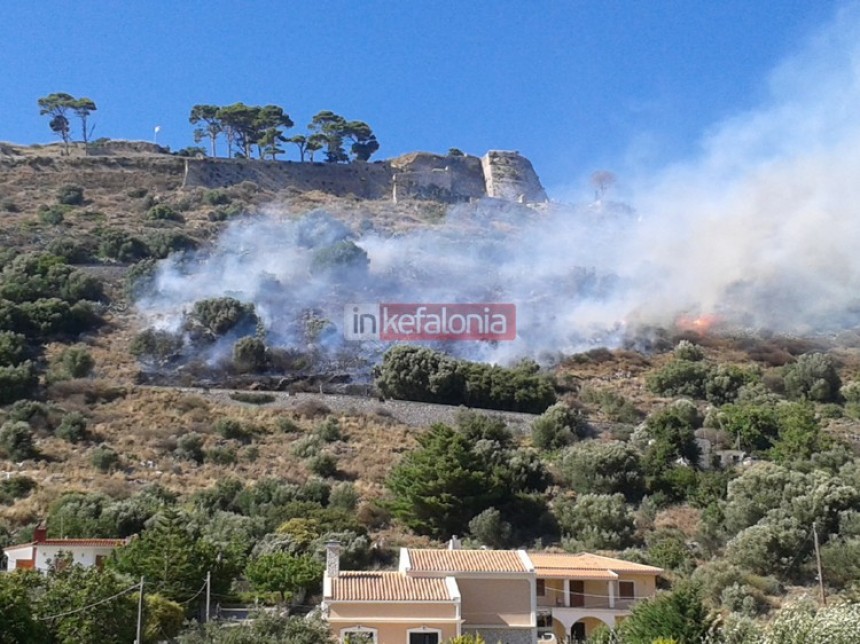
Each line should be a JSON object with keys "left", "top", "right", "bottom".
{"left": 536, "top": 579, "right": 639, "bottom": 612}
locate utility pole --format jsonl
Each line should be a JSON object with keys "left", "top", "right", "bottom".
{"left": 205, "top": 570, "right": 211, "bottom": 622}
{"left": 135, "top": 576, "right": 145, "bottom": 644}
{"left": 812, "top": 521, "right": 827, "bottom": 606}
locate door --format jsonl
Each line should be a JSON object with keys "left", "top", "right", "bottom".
{"left": 571, "top": 580, "right": 585, "bottom": 607}
{"left": 571, "top": 622, "right": 587, "bottom": 642}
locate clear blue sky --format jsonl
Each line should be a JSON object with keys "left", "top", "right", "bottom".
{"left": 0, "top": 1, "right": 844, "bottom": 195}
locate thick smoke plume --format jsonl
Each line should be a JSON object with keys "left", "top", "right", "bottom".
{"left": 138, "top": 5, "right": 860, "bottom": 368}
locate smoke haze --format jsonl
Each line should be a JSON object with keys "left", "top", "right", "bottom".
{"left": 137, "top": 4, "right": 860, "bottom": 367}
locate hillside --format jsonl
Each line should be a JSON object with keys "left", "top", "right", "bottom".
{"left": 2, "top": 143, "right": 860, "bottom": 641}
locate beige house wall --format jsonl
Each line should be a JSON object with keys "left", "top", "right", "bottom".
{"left": 328, "top": 602, "right": 457, "bottom": 621}
{"left": 332, "top": 620, "right": 459, "bottom": 644}
{"left": 457, "top": 577, "right": 532, "bottom": 627}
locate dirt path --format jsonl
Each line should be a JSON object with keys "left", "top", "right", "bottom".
{"left": 139, "top": 385, "right": 539, "bottom": 430}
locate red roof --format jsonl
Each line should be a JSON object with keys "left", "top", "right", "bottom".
{"left": 4, "top": 538, "right": 125, "bottom": 550}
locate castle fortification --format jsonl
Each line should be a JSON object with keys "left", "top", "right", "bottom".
{"left": 0, "top": 142, "right": 548, "bottom": 204}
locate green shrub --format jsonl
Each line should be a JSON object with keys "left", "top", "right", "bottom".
{"left": 646, "top": 359, "right": 711, "bottom": 399}
{"left": 91, "top": 446, "right": 119, "bottom": 472}
{"left": 214, "top": 418, "right": 252, "bottom": 443}
{"left": 203, "top": 189, "right": 231, "bottom": 206}
{"left": 556, "top": 493, "right": 636, "bottom": 550}
{"left": 124, "top": 258, "right": 158, "bottom": 300}
{"left": 232, "top": 336, "right": 267, "bottom": 373}
{"left": 560, "top": 440, "right": 645, "bottom": 501}
{"left": 0, "top": 475, "right": 37, "bottom": 504}
{"left": 329, "top": 482, "right": 359, "bottom": 512}
{"left": 97, "top": 229, "right": 150, "bottom": 262}
{"left": 174, "top": 432, "right": 204, "bottom": 463}
{"left": 205, "top": 445, "right": 238, "bottom": 465}
{"left": 143, "top": 230, "right": 197, "bottom": 259}
{"left": 782, "top": 353, "right": 842, "bottom": 402}
{"left": 229, "top": 391, "right": 274, "bottom": 405}
{"left": 717, "top": 402, "right": 781, "bottom": 453}
{"left": 315, "top": 418, "right": 342, "bottom": 443}
{"left": 57, "top": 184, "right": 84, "bottom": 206}
{"left": 183, "top": 297, "right": 259, "bottom": 340}
{"left": 46, "top": 237, "right": 96, "bottom": 264}
{"left": 531, "top": 402, "right": 587, "bottom": 450}
{"left": 645, "top": 527, "right": 696, "bottom": 573}
{"left": 146, "top": 204, "right": 182, "bottom": 221}
{"left": 579, "top": 386, "right": 642, "bottom": 423}
{"left": 0, "top": 421, "right": 38, "bottom": 460}
{"left": 56, "top": 412, "right": 89, "bottom": 443}
{"left": 307, "top": 452, "right": 338, "bottom": 477}
{"left": 277, "top": 417, "right": 301, "bottom": 433}
{"left": 310, "top": 240, "right": 369, "bottom": 276}
{"left": 208, "top": 203, "right": 244, "bottom": 221}
{"left": 674, "top": 340, "right": 705, "bottom": 361}
{"left": 468, "top": 507, "right": 513, "bottom": 548}
{"left": 705, "top": 364, "right": 759, "bottom": 405}
{"left": 130, "top": 329, "right": 183, "bottom": 366}
{"left": 618, "top": 583, "right": 717, "bottom": 643}
{"left": 39, "top": 204, "right": 68, "bottom": 225}
{"left": 0, "top": 362, "right": 39, "bottom": 405}
{"left": 56, "top": 345, "right": 95, "bottom": 379}
{"left": 291, "top": 435, "right": 322, "bottom": 459}
{"left": 0, "top": 331, "right": 28, "bottom": 366}
{"left": 375, "top": 345, "right": 555, "bottom": 413}
{"left": 840, "top": 381, "right": 860, "bottom": 403}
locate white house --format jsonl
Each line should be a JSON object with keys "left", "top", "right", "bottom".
{"left": 2, "top": 523, "right": 126, "bottom": 572}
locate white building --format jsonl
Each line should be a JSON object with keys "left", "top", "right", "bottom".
{"left": 2, "top": 523, "right": 125, "bottom": 572}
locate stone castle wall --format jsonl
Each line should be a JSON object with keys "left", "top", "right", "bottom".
{"left": 0, "top": 148, "right": 548, "bottom": 204}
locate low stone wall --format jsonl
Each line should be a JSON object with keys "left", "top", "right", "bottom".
{"left": 469, "top": 627, "right": 537, "bottom": 644}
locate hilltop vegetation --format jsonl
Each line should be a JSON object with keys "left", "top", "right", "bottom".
{"left": 1, "top": 143, "right": 860, "bottom": 642}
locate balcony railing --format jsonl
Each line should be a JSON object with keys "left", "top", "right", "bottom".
{"left": 537, "top": 586, "right": 641, "bottom": 610}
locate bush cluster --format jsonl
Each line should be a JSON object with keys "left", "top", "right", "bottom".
{"left": 375, "top": 345, "right": 556, "bottom": 413}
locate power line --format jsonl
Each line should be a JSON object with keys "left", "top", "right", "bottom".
{"left": 180, "top": 580, "right": 209, "bottom": 605}
{"left": 38, "top": 581, "right": 141, "bottom": 621}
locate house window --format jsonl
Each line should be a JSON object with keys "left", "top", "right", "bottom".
{"left": 407, "top": 629, "right": 441, "bottom": 644}
{"left": 342, "top": 627, "right": 377, "bottom": 644}
{"left": 619, "top": 581, "right": 635, "bottom": 599}
{"left": 536, "top": 579, "right": 546, "bottom": 596}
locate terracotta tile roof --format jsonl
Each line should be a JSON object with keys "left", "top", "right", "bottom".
{"left": 537, "top": 568, "right": 618, "bottom": 580}
{"left": 407, "top": 549, "right": 529, "bottom": 574}
{"left": 4, "top": 539, "right": 125, "bottom": 550}
{"left": 331, "top": 571, "right": 454, "bottom": 601}
{"left": 528, "top": 552, "right": 662, "bottom": 576}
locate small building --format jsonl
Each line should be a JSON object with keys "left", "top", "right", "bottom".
{"left": 531, "top": 552, "right": 662, "bottom": 641}
{"left": 2, "top": 523, "right": 125, "bottom": 573}
{"left": 322, "top": 542, "right": 661, "bottom": 643}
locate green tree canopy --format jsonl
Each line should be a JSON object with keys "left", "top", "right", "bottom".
{"left": 618, "top": 583, "right": 718, "bottom": 644}
{"left": 38, "top": 93, "right": 76, "bottom": 153}
{"left": 245, "top": 551, "right": 323, "bottom": 603}
{"left": 189, "top": 104, "right": 223, "bottom": 157}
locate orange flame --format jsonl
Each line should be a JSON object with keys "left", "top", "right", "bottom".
{"left": 675, "top": 314, "right": 719, "bottom": 333}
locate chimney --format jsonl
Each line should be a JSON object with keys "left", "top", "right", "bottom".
{"left": 326, "top": 541, "right": 341, "bottom": 578}
{"left": 34, "top": 521, "right": 47, "bottom": 543}
{"left": 447, "top": 535, "right": 461, "bottom": 550}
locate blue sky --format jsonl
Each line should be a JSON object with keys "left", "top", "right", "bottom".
{"left": 0, "top": 1, "right": 844, "bottom": 195}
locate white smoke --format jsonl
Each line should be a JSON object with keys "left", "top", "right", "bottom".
{"left": 623, "top": 3, "right": 860, "bottom": 333}
{"left": 138, "top": 4, "right": 860, "bottom": 368}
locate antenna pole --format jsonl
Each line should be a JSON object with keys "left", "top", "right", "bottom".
{"left": 813, "top": 521, "right": 826, "bottom": 606}
{"left": 136, "top": 576, "right": 145, "bottom": 644}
